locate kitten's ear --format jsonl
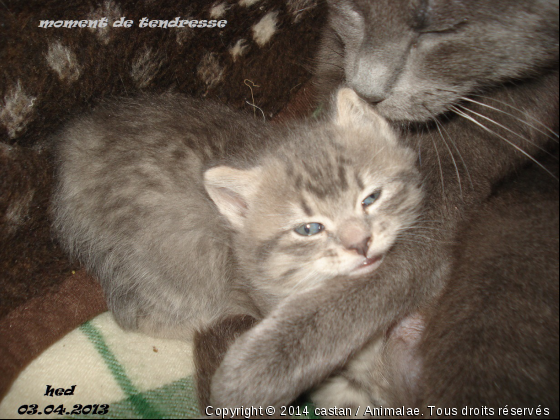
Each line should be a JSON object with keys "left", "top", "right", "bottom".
{"left": 334, "top": 88, "right": 393, "bottom": 135}
{"left": 204, "top": 165, "right": 262, "bottom": 230}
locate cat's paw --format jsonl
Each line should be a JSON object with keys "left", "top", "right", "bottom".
{"left": 209, "top": 315, "right": 300, "bottom": 408}
{"left": 311, "top": 375, "right": 375, "bottom": 419}
{"left": 209, "top": 281, "right": 369, "bottom": 408}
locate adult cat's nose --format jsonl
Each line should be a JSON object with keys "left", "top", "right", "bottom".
{"left": 354, "top": 90, "right": 386, "bottom": 106}
{"left": 350, "top": 54, "right": 396, "bottom": 105}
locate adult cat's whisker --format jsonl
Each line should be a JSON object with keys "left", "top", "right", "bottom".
{"left": 293, "top": 5, "right": 316, "bottom": 16}
{"left": 451, "top": 106, "right": 558, "bottom": 180}
{"left": 299, "top": 59, "right": 321, "bottom": 75}
{"left": 469, "top": 94, "right": 559, "bottom": 140}
{"left": 460, "top": 96, "right": 559, "bottom": 143}
{"left": 433, "top": 117, "right": 464, "bottom": 198}
{"left": 435, "top": 117, "right": 474, "bottom": 190}
{"left": 456, "top": 104, "right": 557, "bottom": 156}
{"left": 428, "top": 127, "right": 446, "bottom": 197}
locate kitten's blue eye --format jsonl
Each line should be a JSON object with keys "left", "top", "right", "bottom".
{"left": 362, "top": 190, "right": 382, "bottom": 208}
{"left": 294, "top": 223, "right": 324, "bottom": 236}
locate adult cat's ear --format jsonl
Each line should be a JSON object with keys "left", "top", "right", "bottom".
{"left": 335, "top": 88, "right": 393, "bottom": 137}
{"left": 204, "top": 165, "right": 262, "bottom": 230}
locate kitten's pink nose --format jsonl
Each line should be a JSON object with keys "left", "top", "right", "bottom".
{"left": 339, "top": 220, "right": 372, "bottom": 257}
{"left": 348, "top": 236, "right": 372, "bottom": 257}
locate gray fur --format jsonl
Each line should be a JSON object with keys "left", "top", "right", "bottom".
{"left": 315, "top": 0, "right": 559, "bottom": 122}
{"left": 52, "top": 95, "right": 268, "bottom": 338}
{"left": 210, "top": 0, "right": 559, "bottom": 411}
{"left": 51, "top": 89, "right": 422, "bottom": 341}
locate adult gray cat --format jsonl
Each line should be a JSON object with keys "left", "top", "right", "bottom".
{"left": 52, "top": 89, "right": 422, "bottom": 344}
{"left": 209, "top": 0, "right": 559, "bottom": 412}
{"left": 309, "top": 154, "right": 559, "bottom": 417}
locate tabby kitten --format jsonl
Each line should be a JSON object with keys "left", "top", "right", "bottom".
{"left": 209, "top": 0, "right": 559, "bottom": 411}
{"left": 51, "top": 88, "right": 422, "bottom": 341}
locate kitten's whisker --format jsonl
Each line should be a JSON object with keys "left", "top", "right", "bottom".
{"left": 397, "top": 233, "right": 454, "bottom": 245}
{"left": 433, "top": 87, "right": 461, "bottom": 95}
{"left": 400, "top": 223, "right": 446, "bottom": 231}
{"left": 470, "top": 94, "right": 559, "bottom": 140}
{"left": 451, "top": 106, "right": 558, "bottom": 180}
{"left": 396, "top": 238, "right": 431, "bottom": 246}
{"left": 406, "top": 226, "right": 445, "bottom": 232}
{"left": 406, "top": 219, "right": 444, "bottom": 224}
{"left": 397, "top": 236, "right": 454, "bottom": 245}
{"left": 396, "top": 225, "right": 445, "bottom": 237}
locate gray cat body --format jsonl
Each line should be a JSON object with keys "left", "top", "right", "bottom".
{"left": 52, "top": 90, "right": 423, "bottom": 342}
{"left": 416, "top": 153, "right": 559, "bottom": 416}
{"left": 52, "top": 96, "right": 268, "bottom": 338}
{"left": 209, "top": 0, "right": 559, "bottom": 413}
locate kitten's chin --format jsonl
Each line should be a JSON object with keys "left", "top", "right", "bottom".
{"left": 351, "top": 255, "right": 384, "bottom": 276}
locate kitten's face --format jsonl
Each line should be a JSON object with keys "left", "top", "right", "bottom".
{"left": 328, "top": 0, "right": 559, "bottom": 122}
{"left": 242, "top": 149, "right": 421, "bottom": 299}
{"left": 205, "top": 89, "right": 422, "bottom": 302}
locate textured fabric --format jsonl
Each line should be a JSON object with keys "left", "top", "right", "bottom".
{"left": 1, "top": 312, "right": 198, "bottom": 418}
{"left": 0, "top": 270, "right": 107, "bottom": 400}
{"left": 0, "top": 312, "right": 318, "bottom": 419}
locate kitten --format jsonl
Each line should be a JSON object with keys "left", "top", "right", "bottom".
{"left": 51, "top": 89, "right": 422, "bottom": 344}
{"left": 209, "top": 0, "right": 559, "bottom": 412}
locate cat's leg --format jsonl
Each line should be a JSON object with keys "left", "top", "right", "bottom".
{"left": 311, "top": 335, "right": 387, "bottom": 419}
{"left": 379, "top": 313, "right": 425, "bottom": 408}
{"left": 194, "top": 315, "right": 259, "bottom": 412}
{"left": 106, "top": 281, "right": 261, "bottom": 341}
{"left": 105, "top": 284, "right": 204, "bottom": 340}
{"left": 311, "top": 313, "right": 425, "bottom": 418}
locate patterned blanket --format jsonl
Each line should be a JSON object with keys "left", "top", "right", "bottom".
{"left": 1, "top": 310, "right": 317, "bottom": 419}
{"left": 1, "top": 312, "right": 200, "bottom": 418}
